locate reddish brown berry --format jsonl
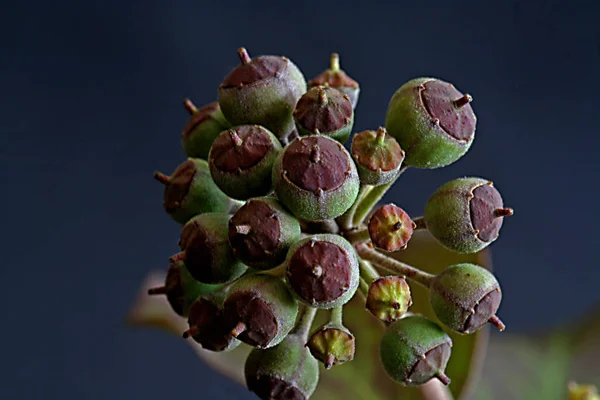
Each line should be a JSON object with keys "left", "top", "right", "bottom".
{"left": 308, "top": 53, "right": 360, "bottom": 109}
{"left": 218, "top": 48, "right": 307, "bottom": 142}
{"left": 424, "top": 177, "right": 514, "bottom": 253}
{"left": 223, "top": 274, "right": 298, "bottom": 349}
{"left": 178, "top": 213, "right": 247, "bottom": 284}
{"left": 272, "top": 135, "right": 359, "bottom": 221}
{"left": 293, "top": 85, "right": 354, "bottom": 143}
{"left": 385, "top": 77, "right": 476, "bottom": 169}
{"left": 182, "top": 291, "right": 240, "bottom": 352}
{"left": 285, "top": 234, "right": 359, "bottom": 309}
{"left": 181, "top": 99, "right": 231, "bottom": 160}
{"left": 228, "top": 197, "right": 301, "bottom": 270}
{"left": 208, "top": 125, "right": 282, "bottom": 200}
{"left": 351, "top": 127, "right": 405, "bottom": 186}
{"left": 153, "top": 158, "right": 231, "bottom": 225}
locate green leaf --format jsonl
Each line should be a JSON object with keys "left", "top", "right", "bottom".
{"left": 475, "top": 304, "right": 600, "bottom": 400}
{"left": 127, "top": 230, "right": 492, "bottom": 400}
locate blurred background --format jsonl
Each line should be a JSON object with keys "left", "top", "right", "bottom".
{"left": 2, "top": 0, "right": 599, "bottom": 398}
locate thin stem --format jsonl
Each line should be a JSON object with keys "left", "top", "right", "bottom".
{"left": 412, "top": 216, "right": 427, "bottom": 230}
{"left": 344, "top": 226, "right": 371, "bottom": 244}
{"left": 352, "top": 166, "right": 408, "bottom": 226}
{"left": 330, "top": 53, "right": 340, "bottom": 71}
{"left": 291, "top": 305, "right": 318, "bottom": 340}
{"left": 183, "top": 98, "right": 198, "bottom": 114}
{"left": 355, "top": 242, "right": 435, "bottom": 288}
{"left": 337, "top": 184, "right": 372, "bottom": 230}
{"left": 359, "top": 277, "right": 369, "bottom": 297}
{"left": 330, "top": 306, "right": 343, "bottom": 326}
{"left": 261, "top": 264, "right": 286, "bottom": 278}
{"left": 358, "top": 259, "right": 379, "bottom": 284}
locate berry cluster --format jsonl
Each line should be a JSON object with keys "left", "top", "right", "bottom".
{"left": 147, "top": 48, "right": 514, "bottom": 399}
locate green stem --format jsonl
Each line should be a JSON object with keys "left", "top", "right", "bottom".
{"left": 355, "top": 242, "right": 435, "bottom": 288}
{"left": 261, "top": 264, "right": 286, "bottom": 278}
{"left": 337, "top": 184, "right": 372, "bottom": 230}
{"left": 352, "top": 166, "right": 408, "bottom": 226}
{"left": 330, "top": 306, "right": 343, "bottom": 326}
{"left": 344, "top": 226, "right": 371, "bottom": 244}
{"left": 292, "top": 305, "right": 318, "bottom": 340}
{"left": 359, "top": 277, "right": 369, "bottom": 297}
{"left": 358, "top": 259, "right": 379, "bottom": 284}
{"left": 412, "top": 216, "right": 427, "bottom": 230}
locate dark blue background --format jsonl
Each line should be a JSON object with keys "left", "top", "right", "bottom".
{"left": 2, "top": 0, "right": 599, "bottom": 398}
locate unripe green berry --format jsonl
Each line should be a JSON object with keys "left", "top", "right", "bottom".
{"left": 351, "top": 127, "right": 405, "bottom": 186}
{"left": 293, "top": 85, "right": 354, "bottom": 143}
{"left": 208, "top": 125, "right": 282, "bottom": 200}
{"left": 368, "top": 204, "right": 415, "bottom": 252}
{"left": 380, "top": 315, "right": 453, "bottom": 386}
{"left": 228, "top": 197, "right": 301, "bottom": 270}
{"left": 306, "top": 321, "right": 355, "bottom": 369}
{"left": 285, "top": 234, "right": 359, "bottom": 309}
{"left": 178, "top": 213, "right": 248, "bottom": 284}
{"left": 424, "top": 177, "right": 514, "bottom": 253}
{"left": 430, "top": 263, "right": 505, "bottom": 334}
{"left": 245, "top": 332, "right": 319, "bottom": 400}
{"left": 272, "top": 135, "right": 360, "bottom": 221}
{"left": 183, "top": 291, "right": 240, "bottom": 352}
{"left": 308, "top": 53, "right": 360, "bottom": 109}
{"left": 181, "top": 99, "right": 231, "bottom": 160}
{"left": 153, "top": 158, "right": 231, "bottom": 225}
{"left": 224, "top": 273, "right": 298, "bottom": 349}
{"left": 366, "top": 276, "right": 412, "bottom": 323}
{"left": 218, "top": 48, "right": 307, "bottom": 142}
{"left": 385, "top": 77, "right": 476, "bottom": 169}
{"left": 147, "top": 255, "right": 223, "bottom": 317}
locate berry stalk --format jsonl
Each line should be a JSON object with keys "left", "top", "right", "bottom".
{"left": 337, "top": 184, "right": 372, "bottom": 230}
{"left": 359, "top": 259, "right": 379, "bottom": 284}
{"left": 352, "top": 166, "right": 408, "bottom": 226}
{"left": 355, "top": 241, "right": 434, "bottom": 288}
{"left": 291, "top": 305, "right": 318, "bottom": 340}
{"left": 411, "top": 216, "right": 427, "bottom": 230}
{"left": 343, "top": 226, "right": 371, "bottom": 244}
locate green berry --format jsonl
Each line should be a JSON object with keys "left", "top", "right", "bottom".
{"left": 182, "top": 290, "right": 240, "bottom": 352}
{"left": 368, "top": 204, "right": 415, "bottom": 252}
{"left": 224, "top": 273, "right": 298, "bottom": 349}
{"left": 306, "top": 320, "right": 355, "bottom": 369}
{"left": 351, "top": 127, "right": 405, "bottom": 186}
{"left": 153, "top": 158, "right": 231, "bottom": 225}
{"left": 380, "top": 315, "right": 453, "bottom": 386}
{"left": 181, "top": 99, "right": 231, "bottom": 160}
{"left": 293, "top": 85, "right": 354, "bottom": 143}
{"left": 385, "top": 77, "right": 476, "bottom": 169}
{"left": 178, "top": 213, "right": 248, "bottom": 284}
{"left": 430, "top": 263, "right": 505, "bottom": 334}
{"left": 228, "top": 197, "right": 301, "bottom": 270}
{"left": 423, "top": 177, "right": 514, "bottom": 253}
{"left": 147, "top": 255, "right": 223, "bottom": 317}
{"left": 244, "top": 332, "right": 319, "bottom": 400}
{"left": 218, "top": 48, "right": 307, "bottom": 143}
{"left": 272, "top": 135, "right": 359, "bottom": 221}
{"left": 208, "top": 125, "right": 282, "bottom": 200}
{"left": 308, "top": 53, "right": 360, "bottom": 109}
{"left": 366, "top": 276, "right": 412, "bottom": 323}
{"left": 285, "top": 234, "right": 359, "bottom": 309}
